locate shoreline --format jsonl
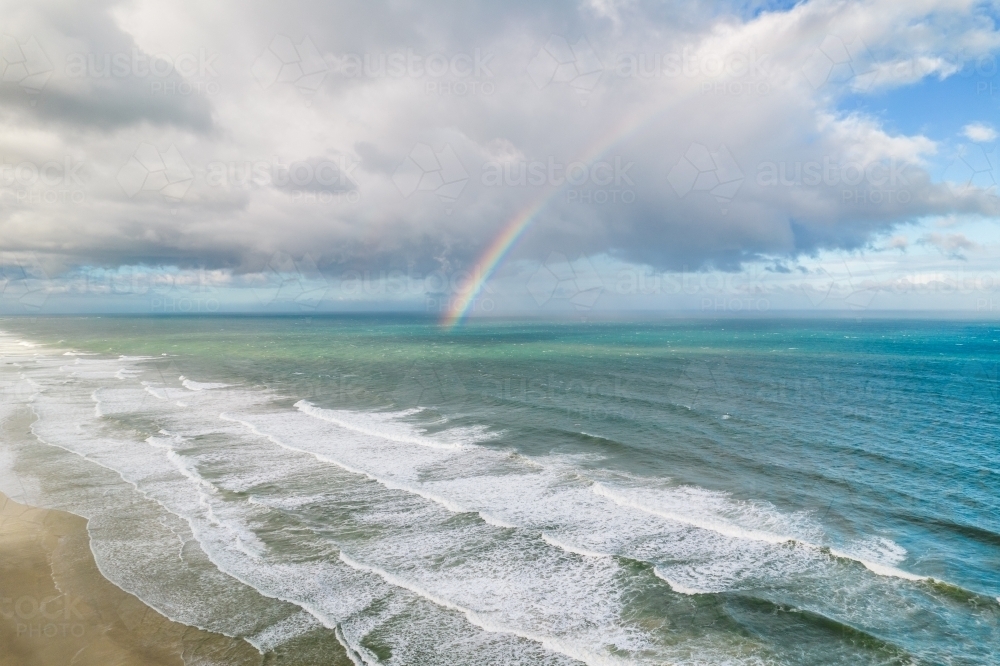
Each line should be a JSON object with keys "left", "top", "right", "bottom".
{"left": 0, "top": 491, "right": 263, "bottom": 666}
{"left": 0, "top": 331, "right": 357, "bottom": 666}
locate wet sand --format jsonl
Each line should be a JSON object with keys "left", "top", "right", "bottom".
{"left": 0, "top": 491, "right": 263, "bottom": 666}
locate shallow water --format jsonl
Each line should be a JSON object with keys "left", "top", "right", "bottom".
{"left": 0, "top": 316, "right": 997, "bottom": 664}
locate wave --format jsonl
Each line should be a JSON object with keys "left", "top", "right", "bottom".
{"left": 29, "top": 349, "right": 956, "bottom": 600}
{"left": 142, "top": 381, "right": 194, "bottom": 402}
{"left": 652, "top": 568, "right": 710, "bottom": 596}
{"left": 295, "top": 400, "right": 469, "bottom": 450}
{"left": 338, "top": 551, "right": 631, "bottom": 666}
{"left": 4, "top": 335, "right": 992, "bottom": 665}
{"left": 921, "top": 516, "right": 1000, "bottom": 549}
{"left": 825, "top": 548, "right": 926, "bottom": 582}
{"left": 252, "top": 401, "right": 939, "bottom": 593}
{"left": 334, "top": 625, "right": 371, "bottom": 666}
{"left": 12, "top": 371, "right": 328, "bottom": 652}
{"left": 219, "top": 412, "right": 504, "bottom": 525}
{"left": 540, "top": 533, "right": 611, "bottom": 559}
{"left": 180, "top": 376, "right": 232, "bottom": 391}
{"left": 593, "top": 482, "right": 929, "bottom": 583}
{"left": 251, "top": 404, "right": 953, "bottom": 622}
{"left": 592, "top": 482, "right": 800, "bottom": 546}
{"left": 721, "top": 593, "right": 913, "bottom": 661}
{"left": 22, "top": 407, "right": 263, "bottom": 642}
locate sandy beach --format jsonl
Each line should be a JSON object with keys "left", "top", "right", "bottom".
{"left": 0, "top": 492, "right": 263, "bottom": 666}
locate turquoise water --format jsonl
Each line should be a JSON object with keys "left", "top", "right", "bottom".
{"left": 0, "top": 316, "right": 997, "bottom": 664}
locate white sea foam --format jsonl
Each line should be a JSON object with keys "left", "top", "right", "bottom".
{"left": 651, "top": 568, "right": 709, "bottom": 596}
{"left": 215, "top": 412, "right": 657, "bottom": 661}
{"left": 223, "top": 405, "right": 830, "bottom": 619}
{"left": 592, "top": 482, "right": 800, "bottom": 546}
{"left": 245, "top": 610, "right": 322, "bottom": 653}
{"left": 6, "top": 358, "right": 322, "bottom": 648}
{"left": 142, "top": 382, "right": 194, "bottom": 402}
{"left": 246, "top": 400, "right": 933, "bottom": 594}
{"left": 590, "top": 482, "right": 929, "bottom": 583}
{"left": 180, "top": 376, "right": 232, "bottom": 391}
{"left": 540, "top": 533, "right": 610, "bottom": 559}
{"left": 338, "top": 551, "right": 633, "bottom": 666}
{"left": 295, "top": 400, "right": 468, "bottom": 450}
{"left": 219, "top": 412, "right": 484, "bottom": 518}
{"left": 827, "top": 547, "right": 927, "bottom": 582}
{"left": 334, "top": 625, "right": 369, "bottom": 666}
{"left": 0, "top": 336, "right": 954, "bottom": 664}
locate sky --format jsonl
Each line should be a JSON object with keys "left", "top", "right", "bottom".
{"left": 1, "top": 0, "right": 1000, "bottom": 319}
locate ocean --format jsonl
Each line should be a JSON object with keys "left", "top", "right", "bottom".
{"left": 0, "top": 315, "right": 997, "bottom": 665}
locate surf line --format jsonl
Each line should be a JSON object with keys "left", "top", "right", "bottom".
{"left": 338, "top": 551, "right": 630, "bottom": 666}
{"left": 592, "top": 482, "right": 930, "bottom": 583}
{"left": 441, "top": 98, "right": 679, "bottom": 330}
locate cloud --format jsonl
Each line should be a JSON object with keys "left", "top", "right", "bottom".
{"left": 1, "top": 0, "right": 1000, "bottom": 295}
{"left": 886, "top": 235, "right": 908, "bottom": 250}
{"left": 963, "top": 123, "right": 998, "bottom": 143}
{"left": 918, "top": 232, "right": 979, "bottom": 259}
{"left": 0, "top": 0, "right": 214, "bottom": 131}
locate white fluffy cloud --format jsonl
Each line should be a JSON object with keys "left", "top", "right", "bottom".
{"left": 963, "top": 122, "right": 998, "bottom": 143}
{"left": 1, "top": 0, "right": 999, "bottom": 292}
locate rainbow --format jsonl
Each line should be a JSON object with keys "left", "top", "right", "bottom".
{"left": 441, "top": 192, "right": 551, "bottom": 329}
{"left": 441, "top": 98, "right": 681, "bottom": 330}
